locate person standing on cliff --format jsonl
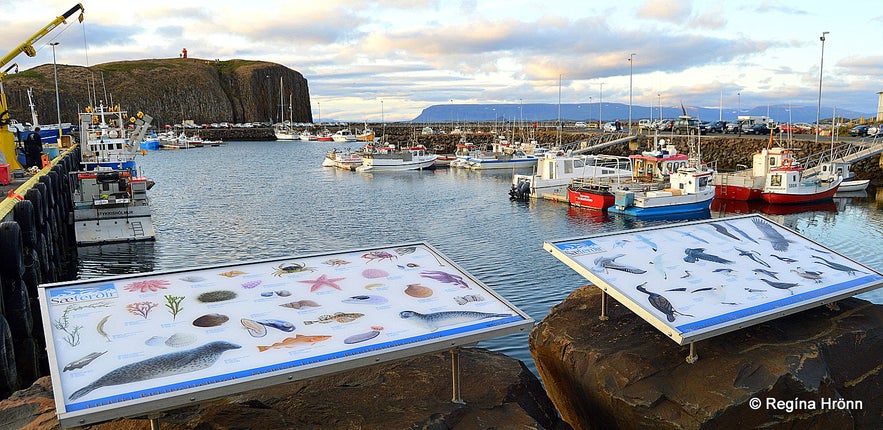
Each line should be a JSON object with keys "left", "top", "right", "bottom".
{"left": 24, "top": 127, "right": 43, "bottom": 169}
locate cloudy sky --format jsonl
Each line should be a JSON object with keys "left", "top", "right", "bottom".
{"left": 4, "top": 0, "right": 882, "bottom": 121}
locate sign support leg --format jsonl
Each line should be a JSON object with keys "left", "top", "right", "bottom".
{"left": 450, "top": 348, "right": 465, "bottom": 404}
{"left": 150, "top": 417, "right": 161, "bottom": 430}
{"left": 599, "top": 290, "right": 609, "bottom": 320}
{"left": 686, "top": 342, "right": 698, "bottom": 364}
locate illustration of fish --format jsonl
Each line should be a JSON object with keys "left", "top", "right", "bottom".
{"left": 752, "top": 218, "right": 790, "bottom": 251}
{"left": 709, "top": 223, "right": 740, "bottom": 241}
{"left": 399, "top": 310, "right": 512, "bottom": 332}
{"left": 812, "top": 255, "right": 866, "bottom": 276}
{"left": 179, "top": 276, "right": 205, "bottom": 283}
{"left": 635, "top": 282, "right": 694, "bottom": 322}
{"left": 683, "top": 248, "right": 732, "bottom": 264}
{"left": 68, "top": 341, "right": 241, "bottom": 401}
{"left": 303, "top": 312, "right": 364, "bottom": 325}
{"left": 257, "top": 334, "right": 331, "bottom": 352}
{"left": 735, "top": 248, "right": 771, "bottom": 268}
{"left": 344, "top": 326, "right": 385, "bottom": 344}
{"left": 759, "top": 278, "right": 800, "bottom": 295}
{"left": 770, "top": 255, "right": 798, "bottom": 263}
{"left": 342, "top": 295, "right": 389, "bottom": 305}
{"left": 678, "top": 231, "right": 709, "bottom": 244}
{"left": 752, "top": 269, "right": 779, "bottom": 279}
{"left": 63, "top": 351, "right": 107, "bottom": 372}
{"left": 635, "top": 234, "right": 658, "bottom": 252}
{"left": 791, "top": 267, "right": 823, "bottom": 283}
{"left": 724, "top": 221, "right": 758, "bottom": 244}
{"left": 420, "top": 270, "right": 470, "bottom": 289}
{"left": 592, "top": 254, "right": 647, "bottom": 274}
{"left": 240, "top": 318, "right": 296, "bottom": 338}
{"left": 454, "top": 294, "right": 485, "bottom": 305}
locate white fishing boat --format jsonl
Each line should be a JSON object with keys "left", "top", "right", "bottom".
{"left": 332, "top": 128, "right": 357, "bottom": 142}
{"left": 509, "top": 153, "right": 632, "bottom": 201}
{"left": 322, "top": 147, "right": 363, "bottom": 170}
{"left": 356, "top": 144, "right": 437, "bottom": 172}
{"left": 78, "top": 103, "right": 152, "bottom": 170}
{"left": 299, "top": 129, "right": 317, "bottom": 141}
{"left": 69, "top": 168, "right": 156, "bottom": 244}
{"left": 461, "top": 141, "right": 538, "bottom": 170}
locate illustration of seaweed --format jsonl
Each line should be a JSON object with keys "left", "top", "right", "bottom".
{"left": 53, "top": 302, "right": 111, "bottom": 347}
{"left": 164, "top": 295, "right": 185, "bottom": 320}
{"left": 127, "top": 302, "right": 159, "bottom": 319}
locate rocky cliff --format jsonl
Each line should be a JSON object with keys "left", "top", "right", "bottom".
{"left": 2, "top": 58, "right": 311, "bottom": 127}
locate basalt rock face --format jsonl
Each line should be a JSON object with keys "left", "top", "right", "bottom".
{"left": 529, "top": 286, "right": 883, "bottom": 430}
{"left": 0, "top": 348, "right": 567, "bottom": 430}
{"left": 3, "top": 58, "right": 310, "bottom": 128}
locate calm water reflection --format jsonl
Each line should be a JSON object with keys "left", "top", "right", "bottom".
{"left": 76, "top": 141, "right": 883, "bottom": 373}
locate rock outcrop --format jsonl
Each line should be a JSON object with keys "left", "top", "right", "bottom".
{"left": 3, "top": 58, "right": 311, "bottom": 128}
{"left": 0, "top": 348, "right": 568, "bottom": 430}
{"left": 529, "top": 286, "right": 883, "bottom": 430}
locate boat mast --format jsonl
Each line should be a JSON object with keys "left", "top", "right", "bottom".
{"left": 279, "top": 76, "right": 284, "bottom": 126}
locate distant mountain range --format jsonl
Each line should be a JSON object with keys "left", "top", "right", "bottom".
{"left": 411, "top": 103, "right": 875, "bottom": 124}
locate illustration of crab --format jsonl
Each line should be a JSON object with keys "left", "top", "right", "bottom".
{"left": 271, "top": 262, "right": 316, "bottom": 277}
{"left": 361, "top": 251, "right": 398, "bottom": 263}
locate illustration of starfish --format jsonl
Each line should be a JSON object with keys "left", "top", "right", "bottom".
{"left": 298, "top": 274, "right": 345, "bottom": 292}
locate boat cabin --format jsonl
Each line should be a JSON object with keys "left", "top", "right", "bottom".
{"left": 629, "top": 144, "right": 690, "bottom": 181}
{"left": 751, "top": 147, "right": 794, "bottom": 177}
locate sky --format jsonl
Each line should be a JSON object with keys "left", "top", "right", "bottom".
{"left": 3, "top": 0, "right": 883, "bottom": 122}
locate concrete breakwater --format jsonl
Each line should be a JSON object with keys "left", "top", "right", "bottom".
{"left": 0, "top": 148, "right": 80, "bottom": 398}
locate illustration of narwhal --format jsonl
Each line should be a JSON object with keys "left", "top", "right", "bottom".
{"left": 68, "top": 341, "right": 241, "bottom": 401}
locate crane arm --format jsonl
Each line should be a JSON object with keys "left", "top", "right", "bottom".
{"left": 0, "top": 3, "right": 84, "bottom": 80}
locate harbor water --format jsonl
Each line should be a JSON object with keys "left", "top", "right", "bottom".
{"left": 75, "top": 141, "right": 883, "bottom": 374}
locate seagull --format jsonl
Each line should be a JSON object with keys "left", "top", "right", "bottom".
{"left": 791, "top": 267, "right": 823, "bottom": 283}
{"left": 759, "top": 278, "right": 800, "bottom": 295}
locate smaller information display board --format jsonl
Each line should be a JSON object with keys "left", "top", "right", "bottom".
{"left": 544, "top": 214, "right": 883, "bottom": 346}
{"left": 40, "top": 243, "right": 533, "bottom": 428}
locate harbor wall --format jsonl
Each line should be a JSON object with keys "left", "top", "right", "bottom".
{"left": 0, "top": 147, "right": 80, "bottom": 398}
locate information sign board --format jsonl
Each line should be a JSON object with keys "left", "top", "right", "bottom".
{"left": 39, "top": 243, "right": 533, "bottom": 428}
{"left": 544, "top": 214, "right": 883, "bottom": 345}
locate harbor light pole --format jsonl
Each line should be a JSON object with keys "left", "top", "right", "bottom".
{"left": 657, "top": 93, "right": 662, "bottom": 121}
{"left": 50, "top": 42, "right": 62, "bottom": 141}
{"left": 815, "top": 31, "right": 829, "bottom": 145}
{"left": 628, "top": 53, "right": 635, "bottom": 135}
{"left": 599, "top": 82, "right": 604, "bottom": 128}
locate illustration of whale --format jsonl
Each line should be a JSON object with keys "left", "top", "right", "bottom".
{"left": 68, "top": 341, "right": 241, "bottom": 401}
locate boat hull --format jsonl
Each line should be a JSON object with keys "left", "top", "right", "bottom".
{"left": 761, "top": 185, "right": 840, "bottom": 204}
{"left": 608, "top": 197, "right": 713, "bottom": 217}
{"left": 73, "top": 205, "right": 156, "bottom": 245}
{"left": 837, "top": 179, "right": 870, "bottom": 192}
{"left": 467, "top": 158, "right": 537, "bottom": 170}
{"left": 356, "top": 157, "right": 436, "bottom": 172}
{"left": 567, "top": 187, "right": 615, "bottom": 210}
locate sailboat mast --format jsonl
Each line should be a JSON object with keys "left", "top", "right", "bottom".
{"left": 279, "top": 76, "right": 284, "bottom": 125}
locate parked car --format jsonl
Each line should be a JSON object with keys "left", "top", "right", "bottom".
{"left": 672, "top": 117, "right": 701, "bottom": 134}
{"left": 706, "top": 121, "right": 727, "bottom": 133}
{"left": 602, "top": 122, "right": 620, "bottom": 132}
{"left": 743, "top": 123, "right": 770, "bottom": 135}
{"left": 724, "top": 121, "right": 742, "bottom": 134}
{"left": 849, "top": 125, "right": 869, "bottom": 137}
{"left": 656, "top": 119, "right": 674, "bottom": 131}
{"left": 868, "top": 125, "right": 882, "bottom": 137}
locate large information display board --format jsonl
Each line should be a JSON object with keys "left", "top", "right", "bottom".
{"left": 40, "top": 243, "right": 533, "bottom": 428}
{"left": 544, "top": 214, "right": 883, "bottom": 345}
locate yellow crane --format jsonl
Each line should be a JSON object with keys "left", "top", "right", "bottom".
{"left": 0, "top": 4, "right": 84, "bottom": 170}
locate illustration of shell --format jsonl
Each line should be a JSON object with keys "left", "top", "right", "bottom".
{"left": 193, "top": 313, "right": 229, "bottom": 327}
{"left": 404, "top": 284, "right": 433, "bottom": 298}
{"left": 179, "top": 276, "right": 205, "bottom": 283}
{"left": 197, "top": 290, "right": 238, "bottom": 303}
{"left": 344, "top": 326, "right": 384, "bottom": 344}
{"left": 165, "top": 333, "right": 197, "bottom": 348}
{"left": 241, "top": 318, "right": 296, "bottom": 337}
{"left": 362, "top": 269, "right": 389, "bottom": 279}
{"left": 63, "top": 351, "right": 107, "bottom": 372}
{"left": 241, "top": 280, "right": 262, "bottom": 289}
{"left": 260, "top": 291, "right": 274, "bottom": 297}
{"left": 454, "top": 295, "right": 485, "bottom": 305}
{"left": 364, "top": 283, "right": 385, "bottom": 290}
{"left": 218, "top": 270, "right": 247, "bottom": 278}
{"left": 280, "top": 300, "right": 321, "bottom": 309}
{"left": 145, "top": 336, "right": 166, "bottom": 346}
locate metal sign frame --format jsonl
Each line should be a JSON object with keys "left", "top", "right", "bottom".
{"left": 544, "top": 214, "right": 883, "bottom": 347}
{"left": 39, "top": 242, "right": 533, "bottom": 428}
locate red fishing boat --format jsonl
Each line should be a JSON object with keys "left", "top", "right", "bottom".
{"left": 760, "top": 159, "right": 842, "bottom": 204}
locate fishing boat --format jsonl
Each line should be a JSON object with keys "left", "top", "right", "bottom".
{"left": 815, "top": 160, "right": 868, "bottom": 192}
{"left": 567, "top": 180, "right": 619, "bottom": 210}
{"left": 6, "top": 88, "right": 73, "bottom": 144}
{"left": 71, "top": 103, "right": 157, "bottom": 244}
{"left": 713, "top": 145, "right": 794, "bottom": 201}
{"left": 760, "top": 159, "right": 842, "bottom": 204}
{"left": 608, "top": 136, "right": 715, "bottom": 217}
{"left": 316, "top": 129, "right": 334, "bottom": 142}
{"left": 69, "top": 168, "right": 156, "bottom": 244}
{"left": 356, "top": 144, "right": 437, "bottom": 172}
{"left": 322, "top": 147, "right": 363, "bottom": 170}
{"left": 298, "top": 129, "right": 316, "bottom": 141}
{"left": 332, "top": 128, "right": 357, "bottom": 142}
{"left": 461, "top": 141, "right": 538, "bottom": 170}
{"left": 355, "top": 125, "right": 375, "bottom": 142}
{"left": 510, "top": 153, "right": 632, "bottom": 201}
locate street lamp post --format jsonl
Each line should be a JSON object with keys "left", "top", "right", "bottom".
{"left": 599, "top": 82, "right": 604, "bottom": 129}
{"left": 657, "top": 93, "right": 662, "bottom": 122}
{"left": 50, "top": 42, "right": 62, "bottom": 142}
{"left": 628, "top": 53, "right": 635, "bottom": 135}
{"left": 815, "top": 31, "right": 829, "bottom": 144}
